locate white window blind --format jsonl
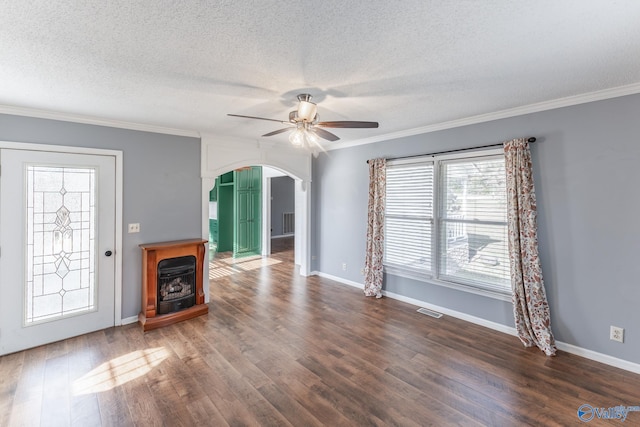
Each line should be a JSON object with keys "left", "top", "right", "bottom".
{"left": 383, "top": 151, "right": 511, "bottom": 297}
{"left": 437, "top": 156, "right": 510, "bottom": 293}
{"left": 384, "top": 161, "right": 434, "bottom": 275}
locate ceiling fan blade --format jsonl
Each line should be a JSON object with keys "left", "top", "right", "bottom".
{"left": 262, "top": 127, "right": 293, "bottom": 137}
{"left": 227, "top": 114, "right": 288, "bottom": 124}
{"left": 317, "top": 121, "right": 379, "bottom": 128}
{"left": 314, "top": 127, "right": 340, "bottom": 142}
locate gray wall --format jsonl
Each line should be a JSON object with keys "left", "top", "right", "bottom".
{"left": 312, "top": 93, "right": 640, "bottom": 364}
{"left": 270, "top": 176, "right": 295, "bottom": 236}
{"left": 0, "top": 114, "right": 202, "bottom": 319}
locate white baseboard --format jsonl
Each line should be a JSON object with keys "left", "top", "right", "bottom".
{"left": 121, "top": 315, "right": 139, "bottom": 326}
{"left": 554, "top": 341, "right": 640, "bottom": 374}
{"left": 311, "top": 271, "right": 640, "bottom": 374}
{"left": 271, "top": 234, "right": 294, "bottom": 239}
{"left": 315, "top": 271, "right": 364, "bottom": 289}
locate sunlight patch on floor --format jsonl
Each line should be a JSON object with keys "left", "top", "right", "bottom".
{"left": 220, "top": 255, "right": 262, "bottom": 264}
{"left": 209, "top": 265, "right": 239, "bottom": 279}
{"left": 209, "top": 256, "right": 282, "bottom": 279}
{"left": 235, "top": 257, "right": 281, "bottom": 271}
{"left": 72, "top": 347, "right": 169, "bottom": 395}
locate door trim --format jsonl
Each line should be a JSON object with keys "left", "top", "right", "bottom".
{"left": 0, "top": 140, "right": 124, "bottom": 325}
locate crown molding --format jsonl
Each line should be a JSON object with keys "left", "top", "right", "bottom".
{"left": 326, "top": 82, "right": 640, "bottom": 151}
{"left": 0, "top": 104, "right": 201, "bottom": 138}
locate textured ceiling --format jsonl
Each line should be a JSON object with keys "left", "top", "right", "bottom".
{"left": 2, "top": 1, "right": 640, "bottom": 147}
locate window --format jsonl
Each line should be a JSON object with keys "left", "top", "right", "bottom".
{"left": 384, "top": 150, "right": 511, "bottom": 297}
{"left": 385, "top": 161, "right": 434, "bottom": 276}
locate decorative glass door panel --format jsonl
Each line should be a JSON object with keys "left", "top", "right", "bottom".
{"left": 0, "top": 148, "right": 116, "bottom": 356}
{"left": 26, "top": 165, "right": 96, "bottom": 324}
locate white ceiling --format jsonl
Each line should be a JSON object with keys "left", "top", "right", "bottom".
{"left": 2, "top": 1, "right": 640, "bottom": 148}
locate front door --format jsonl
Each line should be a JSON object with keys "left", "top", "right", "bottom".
{"left": 0, "top": 148, "right": 116, "bottom": 355}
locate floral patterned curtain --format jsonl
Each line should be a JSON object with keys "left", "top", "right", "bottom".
{"left": 504, "top": 138, "right": 556, "bottom": 356}
{"left": 364, "top": 158, "right": 386, "bottom": 298}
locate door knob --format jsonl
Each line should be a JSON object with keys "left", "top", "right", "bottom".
{"left": 105, "top": 250, "right": 113, "bottom": 257}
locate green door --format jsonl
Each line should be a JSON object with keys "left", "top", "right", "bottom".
{"left": 235, "top": 190, "right": 250, "bottom": 254}
{"left": 216, "top": 175, "right": 235, "bottom": 252}
{"left": 248, "top": 188, "right": 261, "bottom": 252}
{"left": 233, "top": 166, "right": 262, "bottom": 258}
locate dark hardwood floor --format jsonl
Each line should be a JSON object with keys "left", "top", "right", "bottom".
{"left": 269, "top": 236, "right": 294, "bottom": 255}
{"left": 1, "top": 236, "right": 639, "bottom": 426}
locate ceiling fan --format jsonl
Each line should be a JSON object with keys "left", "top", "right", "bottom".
{"left": 228, "top": 94, "right": 379, "bottom": 155}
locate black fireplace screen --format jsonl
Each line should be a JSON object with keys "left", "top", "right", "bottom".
{"left": 157, "top": 255, "right": 196, "bottom": 315}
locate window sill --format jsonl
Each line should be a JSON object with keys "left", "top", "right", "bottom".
{"left": 383, "top": 265, "right": 512, "bottom": 302}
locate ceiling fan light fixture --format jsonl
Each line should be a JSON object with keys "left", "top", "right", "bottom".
{"left": 289, "top": 128, "right": 305, "bottom": 147}
{"left": 305, "top": 130, "right": 323, "bottom": 158}
{"left": 305, "top": 129, "right": 319, "bottom": 146}
{"left": 297, "top": 100, "right": 317, "bottom": 122}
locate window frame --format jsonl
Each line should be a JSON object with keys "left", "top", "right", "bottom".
{"left": 383, "top": 148, "right": 512, "bottom": 301}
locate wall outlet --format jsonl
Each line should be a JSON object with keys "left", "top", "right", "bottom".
{"left": 342, "top": 262, "right": 347, "bottom": 271}
{"left": 128, "top": 223, "right": 140, "bottom": 233}
{"left": 360, "top": 268, "right": 365, "bottom": 275}
{"left": 610, "top": 326, "right": 624, "bottom": 343}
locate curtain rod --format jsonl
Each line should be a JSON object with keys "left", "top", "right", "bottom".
{"left": 366, "top": 137, "right": 536, "bottom": 163}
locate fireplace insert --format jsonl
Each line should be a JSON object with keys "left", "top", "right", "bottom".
{"left": 157, "top": 255, "right": 196, "bottom": 315}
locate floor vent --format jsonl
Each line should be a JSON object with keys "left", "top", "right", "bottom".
{"left": 417, "top": 307, "right": 443, "bottom": 319}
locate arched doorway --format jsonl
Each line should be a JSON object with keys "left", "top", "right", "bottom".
{"left": 200, "top": 136, "right": 312, "bottom": 303}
